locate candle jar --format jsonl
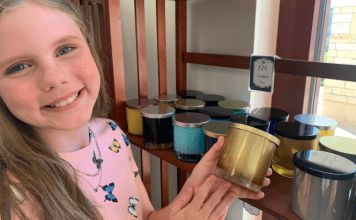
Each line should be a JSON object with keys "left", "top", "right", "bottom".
{"left": 203, "top": 121, "right": 231, "bottom": 153}
{"left": 229, "top": 113, "right": 270, "bottom": 132}
{"left": 196, "top": 94, "right": 225, "bottom": 107}
{"left": 215, "top": 123, "right": 280, "bottom": 193}
{"left": 177, "top": 90, "right": 204, "bottom": 99}
{"left": 319, "top": 136, "right": 356, "bottom": 202}
{"left": 174, "top": 99, "right": 205, "bottom": 114}
{"left": 153, "top": 94, "right": 181, "bottom": 108}
{"left": 141, "top": 106, "right": 175, "bottom": 150}
{"left": 291, "top": 150, "right": 356, "bottom": 220}
{"left": 126, "top": 98, "right": 157, "bottom": 136}
{"left": 272, "top": 122, "right": 320, "bottom": 178}
{"left": 173, "top": 113, "right": 210, "bottom": 162}
{"left": 294, "top": 114, "right": 338, "bottom": 149}
{"left": 251, "top": 107, "right": 289, "bottom": 135}
{"left": 218, "top": 100, "right": 250, "bottom": 114}
{"left": 198, "top": 107, "right": 234, "bottom": 121}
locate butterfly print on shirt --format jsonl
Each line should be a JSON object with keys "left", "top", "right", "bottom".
{"left": 109, "top": 139, "right": 121, "bottom": 153}
{"left": 128, "top": 197, "right": 139, "bottom": 218}
{"left": 101, "top": 182, "right": 118, "bottom": 203}
{"left": 109, "top": 121, "right": 117, "bottom": 131}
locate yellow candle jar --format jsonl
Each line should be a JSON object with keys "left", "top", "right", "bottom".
{"left": 215, "top": 123, "right": 280, "bottom": 193}
{"left": 126, "top": 98, "right": 157, "bottom": 136}
{"left": 272, "top": 122, "right": 320, "bottom": 178}
{"left": 294, "top": 114, "right": 337, "bottom": 149}
{"left": 153, "top": 94, "right": 181, "bottom": 108}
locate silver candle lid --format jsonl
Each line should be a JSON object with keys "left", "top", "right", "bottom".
{"left": 141, "top": 106, "right": 175, "bottom": 119}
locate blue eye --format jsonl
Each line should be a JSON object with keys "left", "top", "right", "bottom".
{"left": 57, "top": 45, "right": 75, "bottom": 56}
{"left": 6, "top": 63, "right": 30, "bottom": 75}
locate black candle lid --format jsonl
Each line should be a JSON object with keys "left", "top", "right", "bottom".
{"left": 196, "top": 94, "right": 225, "bottom": 102}
{"left": 126, "top": 98, "right": 157, "bottom": 110}
{"left": 174, "top": 99, "right": 205, "bottom": 110}
{"left": 198, "top": 107, "right": 234, "bottom": 120}
{"left": 203, "top": 121, "right": 231, "bottom": 138}
{"left": 294, "top": 114, "right": 338, "bottom": 130}
{"left": 172, "top": 113, "right": 210, "bottom": 128}
{"left": 153, "top": 94, "right": 181, "bottom": 103}
{"left": 177, "top": 90, "right": 204, "bottom": 99}
{"left": 293, "top": 150, "right": 356, "bottom": 180}
{"left": 141, "top": 106, "right": 175, "bottom": 119}
{"left": 250, "top": 107, "right": 289, "bottom": 122}
{"left": 273, "top": 122, "right": 320, "bottom": 140}
{"left": 230, "top": 113, "right": 269, "bottom": 127}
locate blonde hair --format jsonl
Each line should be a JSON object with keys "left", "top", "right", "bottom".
{"left": 0, "top": 0, "right": 112, "bottom": 219}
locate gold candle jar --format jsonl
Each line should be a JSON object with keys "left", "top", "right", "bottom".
{"left": 294, "top": 114, "right": 338, "bottom": 149}
{"left": 153, "top": 94, "right": 181, "bottom": 108}
{"left": 272, "top": 122, "right": 320, "bottom": 178}
{"left": 126, "top": 98, "right": 157, "bottom": 136}
{"left": 215, "top": 123, "right": 280, "bottom": 193}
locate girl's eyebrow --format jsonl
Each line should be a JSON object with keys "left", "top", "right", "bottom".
{"left": 0, "top": 35, "right": 81, "bottom": 67}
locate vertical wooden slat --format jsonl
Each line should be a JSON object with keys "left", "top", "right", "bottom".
{"left": 134, "top": 0, "right": 151, "bottom": 202}
{"left": 82, "top": 0, "right": 89, "bottom": 21}
{"left": 104, "top": 0, "right": 126, "bottom": 129}
{"left": 160, "top": 160, "right": 169, "bottom": 208}
{"left": 70, "top": 0, "right": 80, "bottom": 8}
{"left": 176, "top": 0, "right": 188, "bottom": 195}
{"left": 90, "top": 2, "right": 100, "bottom": 52}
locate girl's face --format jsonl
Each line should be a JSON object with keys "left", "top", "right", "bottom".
{"left": 0, "top": 2, "right": 100, "bottom": 132}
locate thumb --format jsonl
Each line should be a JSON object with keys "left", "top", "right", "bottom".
{"left": 170, "top": 186, "right": 194, "bottom": 214}
{"left": 201, "top": 136, "right": 225, "bottom": 163}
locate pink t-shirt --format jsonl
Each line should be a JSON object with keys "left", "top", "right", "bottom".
{"left": 57, "top": 118, "right": 143, "bottom": 219}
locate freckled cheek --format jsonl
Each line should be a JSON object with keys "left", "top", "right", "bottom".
{"left": 75, "top": 57, "right": 100, "bottom": 91}
{"left": 0, "top": 86, "right": 37, "bottom": 111}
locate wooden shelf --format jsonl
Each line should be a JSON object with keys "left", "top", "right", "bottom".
{"left": 126, "top": 132, "right": 302, "bottom": 220}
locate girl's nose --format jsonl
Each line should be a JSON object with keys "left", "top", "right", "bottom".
{"left": 38, "top": 63, "right": 70, "bottom": 91}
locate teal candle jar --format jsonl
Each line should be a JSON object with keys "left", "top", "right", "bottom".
{"left": 172, "top": 113, "right": 211, "bottom": 163}
{"left": 218, "top": 100, "right": 250, "bottom": 114}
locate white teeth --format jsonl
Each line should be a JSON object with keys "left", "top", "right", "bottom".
{"left": 49, "top": 92, "right": 79, "bottom": 108}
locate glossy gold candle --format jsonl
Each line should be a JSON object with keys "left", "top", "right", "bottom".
{"left": 272, "top": 122, "right": 320, "bottom": 178}
{"left": 215, "top": 123, "right": 280, "bottom": 193}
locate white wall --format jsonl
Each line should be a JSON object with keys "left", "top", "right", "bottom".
{"left": 120, "top": 0, "right": 256, "bottom": 219}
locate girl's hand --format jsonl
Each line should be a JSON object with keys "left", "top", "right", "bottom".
{"left": 169, "top": 175, "right": 236, "bottom": 220}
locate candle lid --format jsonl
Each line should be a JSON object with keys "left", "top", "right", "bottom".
{"left": 177, "top": 90, "right": 204, "bottom": 98}
{"left": 293, "top": 150, "right": 356, "bottom": 180}
{"left": 273, "top": 122, "right": 320, "bottom": 140}
{"left": 172, "top": 113, "right": 210, "bottom": 128}
{"left": 229, "top": 113, "right": 269, "bottom": 127}
{"left": 229, "top": 123, "right": 280, "bottom": 145}
{"left": 218, "top": 100, "right": 250, "bottom": 111}
{"left": 250, "top": 107, "right": 289, "bottom": 122}
{"left": 294, "top": 114, "right": 338, "bottom": 130}
{"left": 174, "top": 99, "right": 205, "bottom": 110}
{"left": 153, "top": 94, "right": 181, "bottom": 103}
{"left": 198, "top": 107, "right": 234, "bottom": 120}
{"left": 126, "top": 98, "right": 157, "bottom": 110}
{"left": 196, "top": 94, "right": 225, "bottom": 102}
{"left": 141, "top": 106, "right": 175, "bottom": 119}
{"left": 203, "top": 121, "right": 231, "bottom": 138}
{"left": 319, "top": 136, "right": 356, "bottom": 158}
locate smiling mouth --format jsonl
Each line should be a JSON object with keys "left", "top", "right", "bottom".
{"left": 45, "top": 90, "right": 81, "bottom": 108}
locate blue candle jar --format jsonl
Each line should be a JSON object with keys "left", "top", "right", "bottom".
{"left": 229, "top": 113, "right": 270, "bottom": 132}
{"left": 177, "top": 90, "right": 204, "bottom": 99}
{"left": 250, "top": 107, "right": 289, "bottom": 135}
{"left": 203, "top": 121, "right": 231, "bottom": 153}
{"left": 173, "top": 113, "right": 210, "bottom": 162}
{"left": 196, "top": 94, "right": 225, "bottom": 107}
{"left": 174, "top": 99, "right": 205, "bottom": 114}
{"left": 218, "top": 100, "right": 250, "bottom": 114}
{"left": 198, "top": 106, "right": 234, "bottom": 121}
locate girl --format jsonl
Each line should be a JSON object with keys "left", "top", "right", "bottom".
{"left": 0, "top": 0, "right": 272, "bottom": 219}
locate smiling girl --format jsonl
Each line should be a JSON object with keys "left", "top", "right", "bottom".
{"left": 0, "top": 1, "right": 272, "bottom": 219}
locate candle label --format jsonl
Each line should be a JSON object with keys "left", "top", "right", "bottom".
{"left": 249, "top": 55, "right": 277, "bottom": 95}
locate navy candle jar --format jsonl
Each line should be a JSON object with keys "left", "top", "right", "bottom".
{"left": 174, "top": 99, "right": 205, "bottom": 114}
{"left": 141, "top": 106, "right": 175, "bottom": 150}
{"left": 250, "top": 107, "right": 289, "bottom": 135}
{"left": 196, "top": 94, "right": 225, "bottom": 107}
{"left": 198, "top": 107, "right": 234, "bottom": 121}
{"left": 229, "top": 113, "right": 270, "bottom": 132}
{"left": 218, "top": 100, "right": 250, "bottom": 114}
{"left": 203, "top": 121, "right": 231, "bottom": 153}
{"left": 173, "top": 113, "right": 210, "bottom": 162}
{"left": 177, "top": 90, "right": 204, "bottom": 99}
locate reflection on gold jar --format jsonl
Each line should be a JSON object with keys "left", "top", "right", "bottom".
{"left": 272, "top": 134, "right": 319, "bottom": 178}
{"left": 215, "top": 124, "right": 279, "bottom": 193}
